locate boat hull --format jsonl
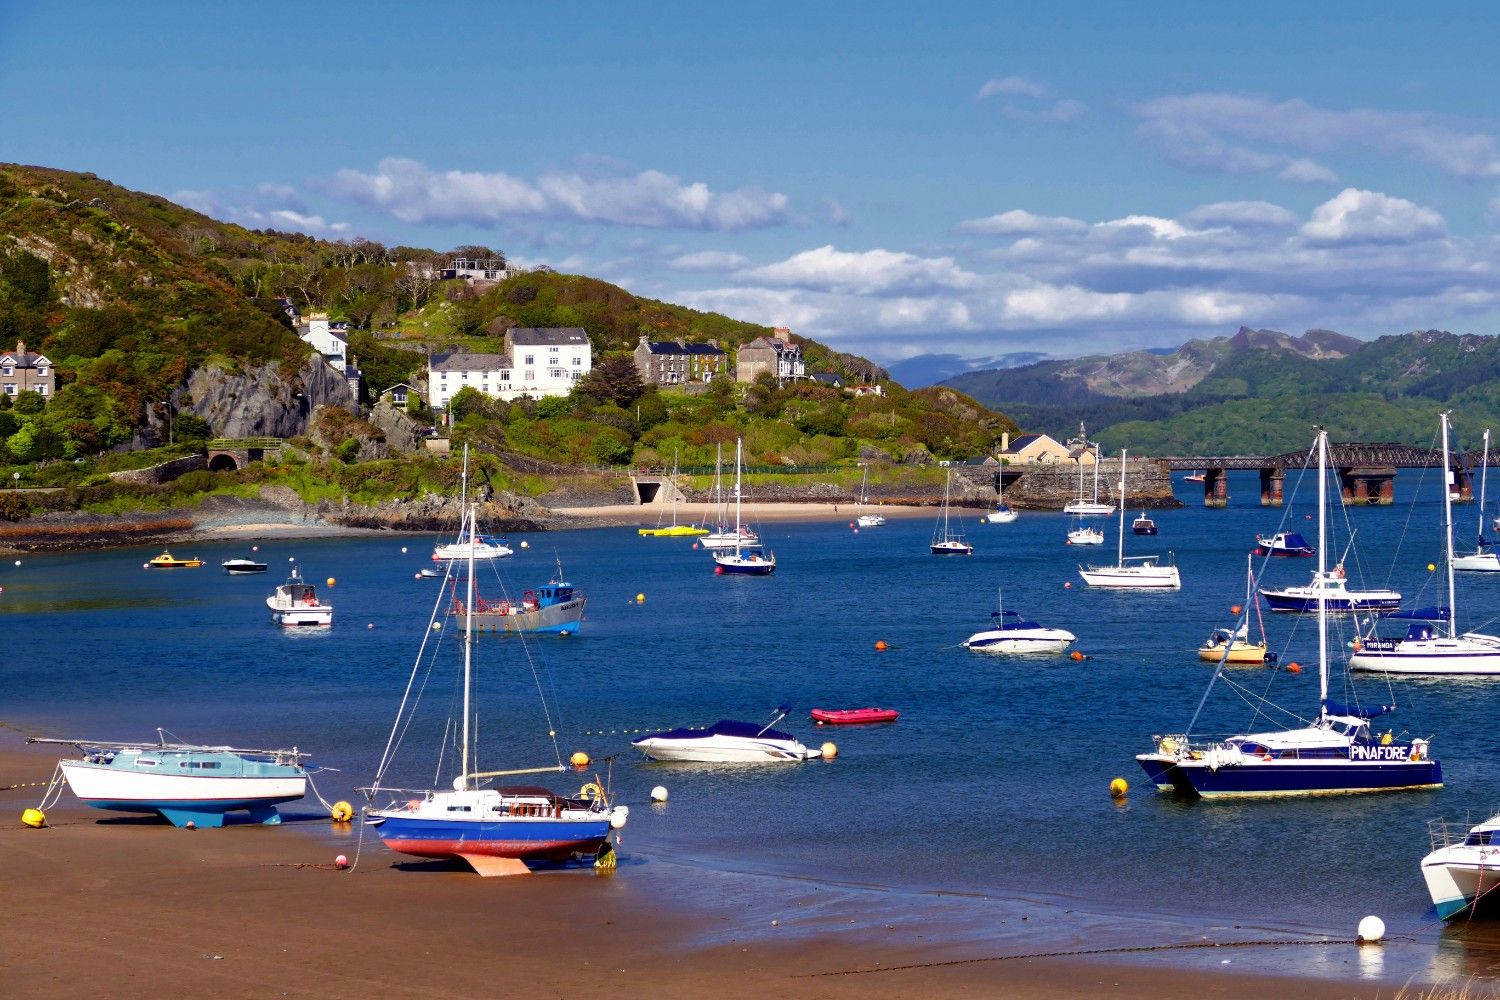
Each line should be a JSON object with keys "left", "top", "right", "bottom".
{"left": 1259, "top": 590, "right": 1400, "bottom": 613}
{"left": 714, "top": 554, "right": 776, "bottom": 574}
{"left": 1348, "top": 637, "right": 1500, "bottom": 675}
{"left": 1079, "top": 566, "right": 1180, "bottom": 589}
{"left": 810, "top": 708, "right": 899, "bottom": 725}
{"left": 983, "top": 510, "right": 1017, "bottom": 525}
{"left": 59, "top": 759, "right": 305, "bottom": 827}
{"left": 1422, "top": 852, "right": 1500, "bottom": 920}
{"left": 267, "top": 604, "right": 333, "bottom": 627}
{"left": 632, "top": 736, "right": 818, "bottom": 763}
{"left": 1063, "top": 502, "right": 1113, "bottom": 517}
{"left": 1134, "top": 753, "right": 1441, "bottom": 798}
{"left": 963, "top": 629, "right": 1076, "bottom": 654}
{"left": 856, "top": 514, "right": 886, "bottom": 527}
{"left": 638, "top": 526, "right": 708, "bottom": 537}
{"left": 455, "top": 597, "right": 586, "bottom": 635}
{"left": 1197, "top": 641, "right": 1267, "bottom": 664}
{"left": 1453, "top": 552, "right": 1500, "bottom": 572}
{"left": 701, "top": 531, "right": 760, "bottom": 549}
{"left": 931, "top": 542, "right": 973, "bottom": 555}
{"left": 372, "top": 814, "right": 611, "bottom": 865}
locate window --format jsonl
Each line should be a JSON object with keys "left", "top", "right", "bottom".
{"left": 549, "top": 346, "right": 559, "bottom": 353}
{"left": 500, "top": 370, "right": 511, "bottom": 380}
{"left": 135, "top": 759, "right": 159, "bottom": 767}
{"left": 37, "top": 385, "right": 46, "bottom": 396}
{"left": 524, "top": 371, "right": 534, "bottom": 381}
{"left": 525, "top": 354, "right": 534, "bottom": 364}
{"left": 572, "top": 357, "right": 582, "bottom": 366}
{"left": 3, "top": 385, "right": 13, "bottom": 395}
{"left": 2, "top": 366, "right": 11, "bottom": 376}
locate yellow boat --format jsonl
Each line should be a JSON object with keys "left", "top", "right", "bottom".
{"left": 148, "top": 549, "right": 204, "bottom": 569}
{"left": 1198, "top": 627, "right": 1268, "bottom": 664}
{"left": 638, "top": 524, "right": 708, "bottom": 537}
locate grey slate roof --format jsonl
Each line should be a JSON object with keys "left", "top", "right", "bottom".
{"left": 509, "top": 327, "right": 589, "bottom": 346}
{"left": 430, "top": 351, "right": 511, "bottom": 372}
{"left": 1002, "top": 433, "right": 1044, "bottom": 453}
{"left": 642, "top": 340, "right": 726, "bottom": 356}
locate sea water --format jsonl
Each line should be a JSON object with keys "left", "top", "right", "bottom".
{"left": 7, "top": 469, "right": 1500, "bottom": 982}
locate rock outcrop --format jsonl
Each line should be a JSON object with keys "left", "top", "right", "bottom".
{"left": 367, "top": 399, "right": 427, "bottom": 454}
{"left": 183, "top": 354, "right": 354, "bottom": 438}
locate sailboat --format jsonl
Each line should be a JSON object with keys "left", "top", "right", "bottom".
{"left": 1454, "top": 428, "right": 1500, "bottom": 572}
{"left": 1136, "top": 427, "right": 1443, "bottom": 798}
{"left": 712, "top": 439, "right": 775, "bottom": 575}
{"left": 982, "top": 472, "right": 1018, "bottom": 524}
{"left": 432, "top": 447, "right": 514, "bottom": 561}
{"left": 702, "top": 442, "right": 762, "bottom": 549}
{"left": 638, "top": 449, "right": 708, "bottom": 537}
{"left": 1063, "top": 443, "right": 1113, "bottom": 517}
{"left": 855, "top": 465, "right": 886, "bottom": 527}
{"left": 1198, "top": 554, "right": 1270, "bottom": 664}
{"left": 1078, "top": 450, "right": 1179, "bottom": 588}
{"left": 1066, "top": 518, "right": 1104, "bottom": 546}
{"left": 930, "top": 467, "right": 973, "bottom": 555}
{"left": 1349, "top": 413, "right": 1500, "bottom": 674}
{"left": 363, "top": 503, "right": 627, "bottom": 876}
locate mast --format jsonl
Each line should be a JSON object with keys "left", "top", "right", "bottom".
{"left": 671, "top": 447, "right": 681, "bottom": 528}
{"left": 1115, "top": 449, "right": 1127, "bottom": 566}
{"left": 460, "top": 498, "right": 476, "bottom": 790}
{"left": 733, "top": 438, "right": 744, "bottom": 556}
{"left": 713, "top": 442, "right": 724, "bottom": 531}
{"left": 1317, "top": 428, "right": 1329, "bottom": 717}
{"left": 942, "top": 468, "right": 953, "bottom": 540}
{"left": 1480, "top": 429, "right": 1491, "bottom": 551}
{"left": 1093, "top": 447, "right": 1102, "bottom": 504}
{"left": 1441, "top": 412, "right": 1457, "bottom": 638}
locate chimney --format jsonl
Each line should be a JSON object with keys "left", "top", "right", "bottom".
{"left": 16, "top": 341, "right": 24, "bottom": 357}
{"left": 1001, "top": 432, "right": 1010, "bottom": 452}
{"left": 773, "top": 327, "right": 791, "bottom": 343}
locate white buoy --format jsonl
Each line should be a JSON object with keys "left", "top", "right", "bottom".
{"left": 431, "top": 622, "right": 442, "bottom": 631}
{"left": 401, "top": 546, "right": 408, "bottom": 554}
{"left": 13, "top": 560, "right": 19, "bottom": 567}
{"left": 650, "top": 785, "right": 669, "bottom": 803}
{"left": 1357, "top": 915, "right": 1386, "bottom": 943}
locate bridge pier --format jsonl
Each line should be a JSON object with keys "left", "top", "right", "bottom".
{"left": 1203, "top": 468, "right": 1228, "bottom": 508}
{"left": 1452, "top": 464, "right": 1474, "bottom": 504}
{"left": 1259, "top": 467, "right": 1284, "bottom": 506}
{"left": 1339, "top": 466, "right": 1395, "bottom": 506}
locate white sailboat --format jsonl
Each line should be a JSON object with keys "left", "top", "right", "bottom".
{"left": 930, "top": 467, "right": 973, "bottom": 555}
{"left": 713, "top": 439, "right": 776, "bottom": 574}
{"left": 1349, "top": 413, "right": 1500, "bottom": 675}
{"left": 1066, "top": 518, "right": 1104, "bottom": 546}
{"left": 432, "top": 446, "right": 514, "bottom": 561}
{"left": 1063, "top": 443, "right": 1113, "bottom": 517}
{"left": 855, "top": 466, "right": 886, "bottom": 527}
{"left": 982, "top": 472, "right": 1018, "bottom": 524}
{"left": 702, "top": 442, "right": 762, "bottom": 549}
{"left": 1454, "top": 428, "right": 1500, "bottom": 572}
{"left": 1078, "top": 449, "right": 1179, "bottom": 588}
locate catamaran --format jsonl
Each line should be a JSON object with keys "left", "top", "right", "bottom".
{"left": 1078, "top": 450, "right": 1179, "bottom": 589}
{"left": 1423, "top": 810, "right": 1500, "bottom": 919}
{"left": 1349, "top": 413, "right": 1500, "bottom": 675}
{"left": 713, "top": 438, "right": 775, "bottom": 574}
{"left": 1454, "top": 428, "right": 1500, "bottom": 572}
{"left": 363, "top": 503, "right": 626, "bottom": 876}
{"left": 930, "top": 467, "right": 973, "bottom": 555}
{"left": 1136, "top": 428, "right": 1443, "bottom": 798}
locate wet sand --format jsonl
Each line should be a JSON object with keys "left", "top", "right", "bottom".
{"left": 0, "top": 733, "right": 1419, "bottom": 999}
{"left": 552, "top": 501, "right": 947, "bottom": 524}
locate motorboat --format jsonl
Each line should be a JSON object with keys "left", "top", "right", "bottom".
{"left": 1184, "top": 472, "right": 1206, "bottom": 484}
{"left": 221, "top": 557, "right": 267, "bottom": 574}
{"left": 1423, "top": 811, "right": 1500, "bottom": 919}
{"left": 930, "top": 467, "right": 973, "bottom": 555}
{"left": 1131, "top": 512, "right": 1158, "bottom": 535}
{"left": 1136, "top": 428, "right": 1442, "bottom": 799}
{"left": 713, "top": 438, "right": 776, "bottom": 575}
{"left": 449, "top": 562, "right": 587, "bottom": 635}
{"left": 148, "top": 549, "right": 202, "bottom": 569}
{"left": 1067, "top": 524, "right": 1104, "bottom": 546}
{"left": 27, "top": 730, "right": 309, "bottom": 828}
{"left": 1079, "top": 449, "right": 1180, "bottom": 589}
{"left": 633, "top": 707, "right": 822, "bottom": 763}
{"left": 963, "top": 594, "right": 1076, "bottom": 654}
{"left": 1259, "top": 565, "right": 1399, "bottom": 613}
{"left": 810, "top": 707, "right": 899, "bottom": 725}
{"left": 1455, "top": 429, "right": 1500, "bottom": 572}
{"left": 1253, "top": 531, "right": 1316, "bottom": 557}
{"left": 1198, "top": 555, "right": 1272, "bottom": 665}
{"left": 266, "top": 562, "right": 333, "bottom": 627}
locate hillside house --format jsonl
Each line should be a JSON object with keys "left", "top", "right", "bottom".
{"left": 440, "top": 257, "right": 513, "bottom": 283}
{"left": 382, "top": 382, "right": 414, "bottom": 407}
{"left": 300, "top": 313, "right": 350, "bottom": 373}
{"left": 735, "top": 327, "right": 805, "bottom": 385}
{"left": 809, "top": 372, "right": 845, "bottom": 388}
{"left": 427, "top": 327, "right": 592, "bottom": 409}
{"left": 998, "top": 432, "right": 1076, "bottom": 465}
{"left": 633, "top": 336, "right": 727, "bottom": 385}
{"left": 0, "top": 341, "right": 53, "bottom": 400}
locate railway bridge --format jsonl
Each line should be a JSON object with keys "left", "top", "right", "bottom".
{"left": 1157, "top": 443, "right": 1475, "bottom": 507}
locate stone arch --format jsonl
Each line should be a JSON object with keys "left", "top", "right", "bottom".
{"left": 208, "top": 453, "right": 239, "bottom": 472}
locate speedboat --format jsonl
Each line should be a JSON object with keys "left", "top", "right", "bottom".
{"left": 1259, "top": 564, "right": 1400, "bottom": 613}
{"left": 433, "top": 534, "right": 514, "bottom": 561}
{"left": 148, "top": 549, "right": 203, "bottom": 569}
{"left": 1131, "top": 512, "right": 1158, "bottom": 535}
{"left": 963, "top": 601, "right": 1076, "bottom": 654}
{"left": 27, "top": 730, "right": 309, "bottom": 828}
{"left": 266, "top": 562, "right": 333, "bottom": 627}
{"left": 632, "top": 708, "right": 822, "bottom": 763}
{"left": 221, "top": 557, "right": 267, "bottom": 574}
{"left": 1067, "top": 525, "right": 1104, "bottom": 545}
{"left": 856, "top": 512, "right": 887, "bottom": 527}
{"left": 1253, "top": 531, "right": 1316, "bottom": 557}
{"left": 449, "top": 562, "right": 587, "bottom": 635}
{"left": 1423, "top": 811, "right": 1500, "bottom": 919}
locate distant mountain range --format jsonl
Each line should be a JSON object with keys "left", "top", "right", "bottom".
{"left": 939, "top": 327, "right": 1500, "bottom": 454}
{"left": 885, "top": 351, "right": 1051, "bottom": 389}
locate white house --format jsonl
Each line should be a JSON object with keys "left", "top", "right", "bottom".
{"left": 427, "top": 327, "right": 592, "bottom": 409}
{"left": 300, "top": 313, "right": 350, "bottom": 373}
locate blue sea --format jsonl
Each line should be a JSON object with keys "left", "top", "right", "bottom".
{"left": 9, "top": 468, "right": 1500, "bottom": 983}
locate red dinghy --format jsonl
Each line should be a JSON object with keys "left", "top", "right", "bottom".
{"left": 810, "top": 707, "right": 899, "bottom": 725}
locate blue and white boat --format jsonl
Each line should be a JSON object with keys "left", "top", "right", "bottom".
{"left": 1136, "top": 428, "right": 1442, "bottom": 799}
{"left": 1423, "top": 811, "right": 1500, "bottom": 919}
{"left": 931, "top": 467, "right": 973, "bottom": 555}
{"left": 28, "top": 730, "right": 309, "bottom": 828}
{"left": 962, "top": 592, "right": 1075, "bottom": 654}
{"left": 713, "top": 438, "right": 776, "bottom": 575}
{"left": 1258, "top": 566, "right": 1400, "bottom": 613}
{"left": 1253, "top": 531, "right": 1316, "bottom": 557}
{"left": 633, "top": 707, "right": 822, "bottom": 763}
{"left": 449, "top": 560, "right": 587, "bottom": 635}
{"left": 364, "top": 501, "right": 625, "bottom": 876}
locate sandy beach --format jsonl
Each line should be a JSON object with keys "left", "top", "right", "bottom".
{"left": 552, "top": 501, "right": 948, "bottom": 525}
{"left": 0, "top": 731, "right": 1431, "bottom": 999}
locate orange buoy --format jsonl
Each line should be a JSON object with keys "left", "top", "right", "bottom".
{"left": 1287, "top": 661, "right": 1302, "bottom": 674}
{"left": 1230, "top": 604, "right": 1242, "bottom": 615}
{"left": 874, "top": 640, "right": 888, "bottom": 651}
{"left": 714, "top": 566, "right": 724, "bottom": 575}
{"left": 1070, "top": 650, "right": 1085, "bottom": 662}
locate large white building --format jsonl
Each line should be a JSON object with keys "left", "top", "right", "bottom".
{"left": 427, "top": 327, "right": 592, "bottom": 409}
{"left": 300, "top": 313, "right": 350, "bottom": 373}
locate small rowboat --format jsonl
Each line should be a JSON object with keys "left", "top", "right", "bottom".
{"left": 809, "top": 707, "right": 899, "bottom": 725}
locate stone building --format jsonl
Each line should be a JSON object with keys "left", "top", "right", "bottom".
{"left": 735, "top": 327, "right": 805, "bottom": 384}
{"left": 0, "top": 341, "right": 54, "bottom": 400}
{"left": 633, "top": 336, "right": 728, "bottom": 385}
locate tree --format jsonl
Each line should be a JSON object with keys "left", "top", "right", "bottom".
{"left": 12, "top": 390, "right": 45, "bottom": 415}
{"left": 576, "top": 354, "right": 645, "bottom": 408}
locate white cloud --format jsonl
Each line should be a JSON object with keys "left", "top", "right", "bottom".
{"left": 1097, "top": 215, "right": 1194, "bottom": 240}
{"left": 977, "top": 76, "right": 1048, "bottom": 100}
{"left": 173, "top": 185, "right": 351, "bottom": 236}
{"left": 1183, "top": 201, "right": 1299, "bottom": 228}
{"left": 666, "top": 250, "right": 752, "bottom": 272}
{"left": 958, "top": 209, "right": 1088, "bottom": 235}
{"left": 320, "top": 157, "right": 791, "bottom": 231}
{"left": 1002, "top": 284, "right": 1133, "bottom": 323}
{"left": 1279, "top": 158, "right": 1339, "bottom": 184}
{"left": 738, "top": 245, "right": 977, "bottom": 295}
{"left": 1301, "top": 188, "right": 1446, "bottom": 245}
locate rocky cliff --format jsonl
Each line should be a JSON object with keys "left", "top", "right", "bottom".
{"left": 182, "top": 355, "right": 355, "bottom": 438}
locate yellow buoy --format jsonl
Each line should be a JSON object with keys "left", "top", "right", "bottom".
{"left": 570, "top": 750, "right": 591, "bottom": 767}
{"left": 820, "top": 741, "right": 838, "bottom": 759}
{"left": 1428, "top": 563, "right": 1437, "bottom": 572}
{"left": 330, "top": 800, "right": 354, "bottom": 822}
{"left": 636, "top": 593, "right": 645, "bottom": 603}
{"left": 1109, "top": 777, "right": 1128, "bottom": 798}
{"left": 326, "top": 577, "right": 336, "bottom": 587}
{"left": 21, "top": 807, "right": 45, "bottom": 828}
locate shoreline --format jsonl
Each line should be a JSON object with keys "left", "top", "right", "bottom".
{"left": 0, "top": 725, "right": 1447, "bottom": 998}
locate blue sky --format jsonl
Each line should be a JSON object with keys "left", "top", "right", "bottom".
{"left": 7, "top": 2, "right": 1500, "bottom": 365}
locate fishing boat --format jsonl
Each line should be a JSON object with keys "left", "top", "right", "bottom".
{"left": 1259, "top": 561, "right": 1400, "bottom": 613}
{"left": 703, "top": 443, "right": 763, "bottom": 548}
{"left": 221, "top": 557, "right": 268, "bottom": 574}
{"left": 27, "top": 729, "right": 310, "bottom": 828}
{"left": 265, "top": 562, "right": 332, "bottom": 627}
{"left": 810, "top": 707, "right": 899, "bottom": 725}
{"left": 1253, "top": 531, "right": 1316, "bottom": 557}
{"left": 639, "top": 449, "right": 708, "bottom": 537}
{"left": 1078, "top": 450, "right": 1180, "bottom": 589}
{"left": 633, "top": 707, "right": 821, "bottom": 762}
{"left": 148, "top": 549, "right": 203, "bottom": 569}
{"left": 1454, "top": 429, "right": 1500, "bottom": 572}
{"left": 982, "top": 473, "right": 1018, "bottom": 524}
{"left": 1422, "top": 811, "right": 1500, "bottom": 919}
{"left": 1349, "top": 414, "right": 1500, "bottom": 675}
{"left": 1131, "top": 511, "right": 1158, "bottom": 535}
{"left": 1136, "top": 428, "right": 1443, "bottom": 799}
{"left": 1066, "top": 521, "right": 1104, "bottom": 546}
{"left": 1063, "top": 445, "right": 1113, "bottom": 517}
{"left": 963, "top": 591, "right": 1076, "bottom": 654}
{"left": 449, "top": 560, "right": 587, "bottom": 635}
{"left": 1184, "top": 472, "right": 1206, "bottom": 484}
{"left": 713, "top": 439, "right": 776, "bottom": 575}
{"left": 854, "top": 466, "right": 886, "bottom": 527}
{"left": 363, "top": 503, "right": 626, "bottom": 876}
{"left": 1198, "top": 555, "right": 1270, "bottom": 665}
{"left": 930, "top": 467, "right": 973, "bottom": 555}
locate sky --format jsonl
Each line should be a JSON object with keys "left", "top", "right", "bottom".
{"left": 7, "top": 2, "right": 1500, "bottom": 367}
